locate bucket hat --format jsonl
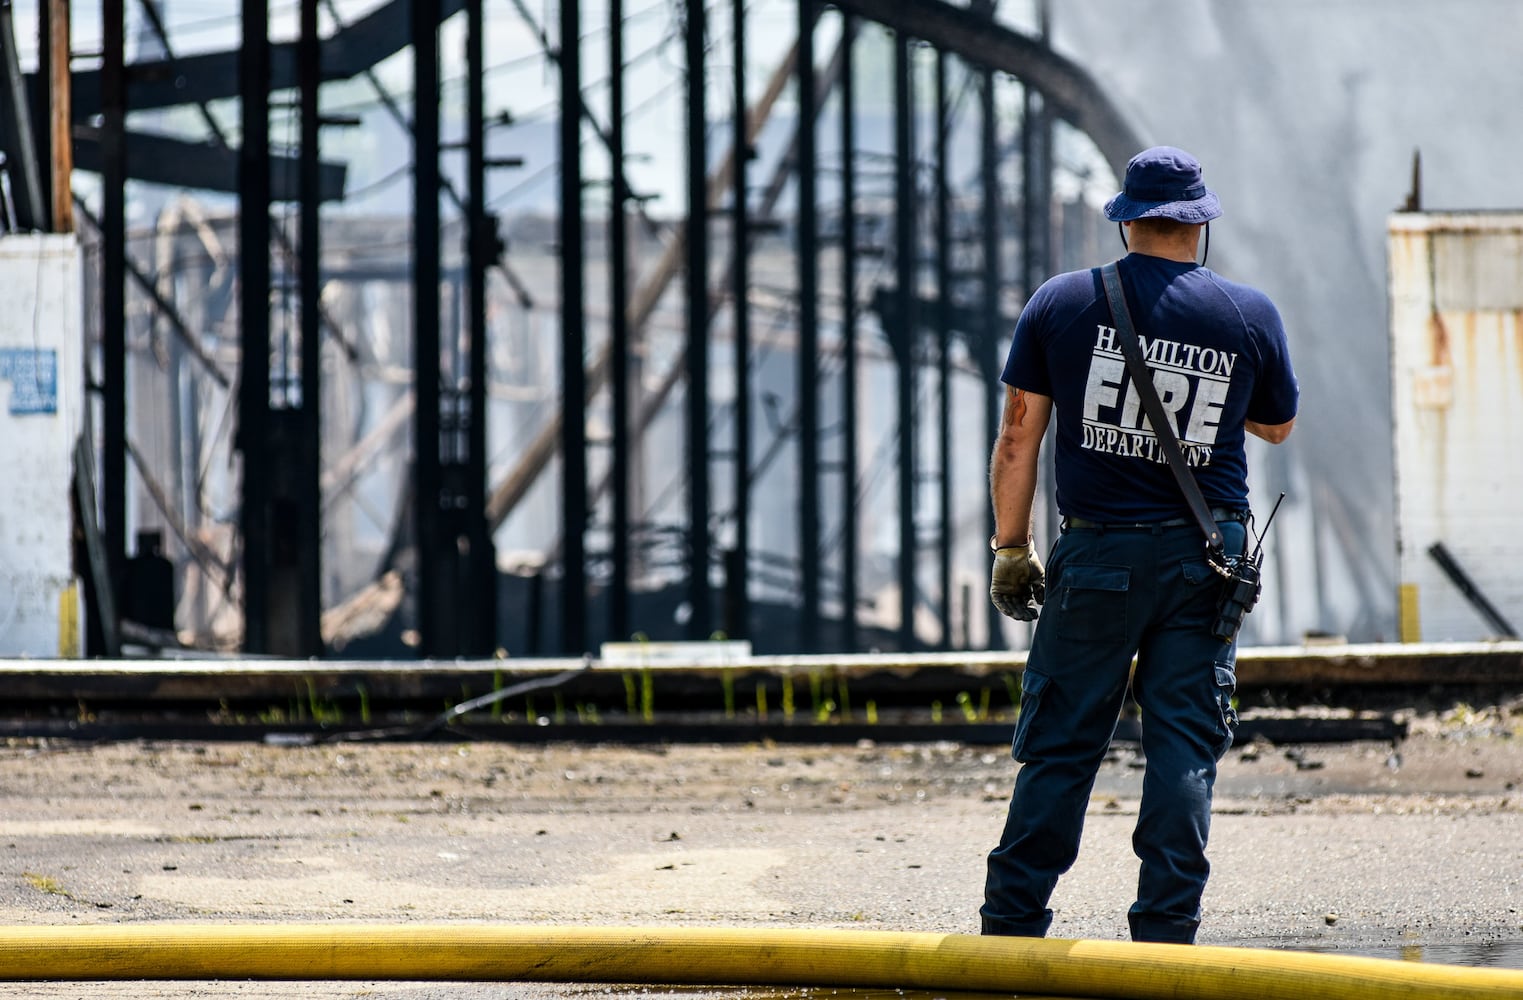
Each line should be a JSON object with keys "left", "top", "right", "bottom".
{"left": 1103, "top": 146, "right": 1221, "bottom": 224}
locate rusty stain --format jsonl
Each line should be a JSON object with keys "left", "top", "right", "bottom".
{"left": 1390, "top": 213, "right": 1523, "bottom": 640}
{"left": 1514, "top": 309, "right": 1523, "bottom": 388}
{"left": 1427, "top": 309, "right": 1451, "bottom": 367}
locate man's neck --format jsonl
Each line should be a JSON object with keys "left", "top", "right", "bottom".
{"left": 1126, "top": 227, "right": 1202, "bottom": 263}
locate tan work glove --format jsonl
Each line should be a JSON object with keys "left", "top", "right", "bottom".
{"left": 990, "top": 543, "right": 1045, "bottom": 621}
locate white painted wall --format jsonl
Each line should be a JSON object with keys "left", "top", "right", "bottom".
{"left": 1389, "top": 213, "right": 1523, "bottom": 641}
{"left": 0, "top": 235, "right": 83, "bottom": 656}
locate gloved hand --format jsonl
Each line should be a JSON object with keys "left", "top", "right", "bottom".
{"left": 990, "top": 543, "right": 1046, "bottom": 621}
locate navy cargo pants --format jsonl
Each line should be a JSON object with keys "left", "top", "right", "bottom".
{"left": 981, "top": 517, "right": 1246, "bottom": 944}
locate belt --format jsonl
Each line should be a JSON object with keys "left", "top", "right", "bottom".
{"left": 1062, "top": 507, "right": 1248, "bottom": 531}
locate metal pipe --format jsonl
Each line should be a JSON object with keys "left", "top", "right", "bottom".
{"left": 796, "top": 0, "right": 820, "bottom": 651}
{"left": 559, "top": 0, "right": 588, "bottom": 653}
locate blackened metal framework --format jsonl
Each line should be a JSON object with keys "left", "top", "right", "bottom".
{"left": 35, "top": 0, "right": 1144, "bottom": 658}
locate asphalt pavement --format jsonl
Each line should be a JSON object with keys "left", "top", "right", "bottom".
{"left": 0, "top": 706, "right": 1518, "bottom": 998}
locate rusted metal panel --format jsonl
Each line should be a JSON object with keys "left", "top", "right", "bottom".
{"left": 1389, "top": 212, "right": 1523, "bottom": 641}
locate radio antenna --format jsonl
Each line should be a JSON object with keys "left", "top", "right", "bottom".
{"left": 1251, "top": 492, "right": 1287, "bottom": 562}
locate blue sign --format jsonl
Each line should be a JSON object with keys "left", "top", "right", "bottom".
{"left": 0, "top": 348, "right": 58, "bottom": 414}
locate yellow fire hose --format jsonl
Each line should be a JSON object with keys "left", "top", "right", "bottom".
{"left": 0, "top": 925, "right": 1519, "bottom": 998}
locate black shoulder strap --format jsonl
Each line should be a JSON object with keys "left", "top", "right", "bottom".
{"left": 1099, "top": 260, "right": 1225, "bottom": 555}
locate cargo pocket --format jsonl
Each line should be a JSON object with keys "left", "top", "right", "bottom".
{"left": 1010, "top": 670, "right": 1049, "bottom": 763}
{"left": 1211, "top": 662, "right": 1239, "bottom": 760}
{"left": 1055, "top": 564, "right": 1130, "bottom": 643}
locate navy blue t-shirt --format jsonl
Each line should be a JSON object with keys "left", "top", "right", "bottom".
{"left": 1001, "top": 253, "right": 1299, "bottom": 523}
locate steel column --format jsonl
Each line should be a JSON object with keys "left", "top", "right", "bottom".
{"left": 934, "top": 51, "right": 953, "bottom": 650}
{"left": 559, "top": 0, "right": 588, "bottom": 652}
{"left": 295, "top": 0, "right": 323, "bottom": 655}
{"left": 608, "top": 0, "right": 630, "bottom": 643}
{"left": 683, "top": 0, "right": 710, "bottom": 639}
{"left": 413, "top": 0, "right": 443, "bottom": 655}
{"left": 236, "top": 0, "right": 270, "bottom": 652}
{"left": 1020, "top": 94, "right": 1052, "bottom": 302}
{"left": 1020, "top": 44, "right": 1057, "bottom": 554}
{"left": 100, "top": 0, "right": 125, "bottom": 589}
{"left": 465, "top": 0, "right": 497, "bottom": 653}
{"left": 838, "top": 14, "right": 858, "bottom": 653}
{"left": 729, "top": 0, "right": 750, "bottom": 641}
{"left": 893, "top": 33, "right": 916, "bottom": 652}
{"left": 979, "top": 65, "right": 1004, "bottom": 650}
{"left": 796, "top": 0, "right": 820, "bottom": 652}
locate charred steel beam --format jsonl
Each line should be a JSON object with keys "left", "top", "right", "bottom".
{"left": 465, "top": 0, "right": 496, "bottom": 655}
{"left": 893, "top": 33, "right": 916, "bottom": 653}
{"left": 608, "top": 0, "right": 631, "bottom": 644}
{"left": 684, "top": 0, "right": 710, "bottom": 641}
{"left": 560, "top": 0, "right": 588, "bottom": 653}
{"left": 797, "top": 0, "right": 821, "bottom": 653}
{"left": 826, "top": 0, "right": 1143, "bottom": 176}
{"left": 237, "top": 0, "right": 272, "bottom": 653}
{"left": 1021, "top": 10, "right": 1060, "bottom": 555}
{"left": 71, "top": 131, "right": 347, "bottom": 201}
{"left": 63, "top": 0, "right": 467, "bottom": 120}
{"left": 295, "top": 0, "right": 323, "bottom": 656}
{"left": 979, "top": 64, "right": 1004, "bottom": 650}
{"left": 1020, "top": 90, "right": 1052, "bottom": 300}
{"left": 101, "top": 0, "right": 128, "bottom": 627}
{"left": 934, "top": 50, "right": 953, "bottom": 651}
{"left": 838, "top": 14, "right": 858, "bottom": 654}
{"left": 413, "top": 0, "right": 444, "bottom": 656}
{"left": 728, "top": 0, "right": 749, "bottom": 643}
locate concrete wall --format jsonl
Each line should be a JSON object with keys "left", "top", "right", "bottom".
{"left": 1389, "top": 213, "right": 1523, "bottom": 641}
{"left": 0, "top": 235, "right": 83, "bottom": 656}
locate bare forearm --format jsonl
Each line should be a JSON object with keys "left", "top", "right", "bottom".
{"left": 989, "top": 386, "right": 1051, "bottom": 548}
{"left": 991, "top": 439, "right": 1038, "bottom": 547}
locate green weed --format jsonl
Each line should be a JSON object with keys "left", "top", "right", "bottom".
{"left": 23, "top": 873, "right": 65, "bottom": 896}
